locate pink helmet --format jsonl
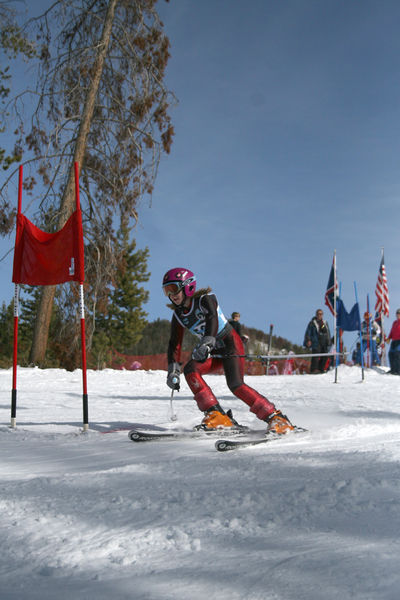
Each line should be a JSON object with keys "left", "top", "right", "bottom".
{"left": 162, "top": 268, "right": 197, "bottom": 298}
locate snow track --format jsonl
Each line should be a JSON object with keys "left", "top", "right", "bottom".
{"left": 1, "top": 366, "right": 400, "bottom": 599}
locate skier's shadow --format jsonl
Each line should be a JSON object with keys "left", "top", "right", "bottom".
{"left": 342, "top": 409, "right": 400, "bottom": 420}
{"left": 91, "top": 421, "right": 170, "bottom": 433}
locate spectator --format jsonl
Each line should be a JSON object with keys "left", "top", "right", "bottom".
{"left": 303, "top": 309, "right": 331, "bottom": 373}
{"left": 385, "top": 309, "right": 400, "bottom": 374}
{"left": 360, "top": 312, "right": 381, "bottom": 366}
{"left": 229, "top": 312, "right": 242, "bottom": 335}
{"left": 228, "top": 312, "right": 249, "bottom": 345}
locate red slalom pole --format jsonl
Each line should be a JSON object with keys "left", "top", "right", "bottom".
{"left": 79, "top": 283, "right": 89, "bottom": 431}
{"left": 74, "top": 162, "right": 89, "bottom": 431}
{"left": 11, "top": 284, "right": 19, "bottom": 428}
{"left": 11, "top": 165, "right": 23, "bottom": 428}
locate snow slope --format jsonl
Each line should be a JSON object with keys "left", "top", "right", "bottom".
{"left": 1, "top": 366, "right": 400, "bottom": 600}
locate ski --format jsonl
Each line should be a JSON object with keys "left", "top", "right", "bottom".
{"left": 129, "top": 425, "right": 308, "bottom": 445}
{"left": 215, "top": 426, "right": 308, "bottom": 452}
{"left": 215, "top": 437, "right": 269, "bottom": 451}
{"left": 128, "top": 425, "right": 255, "bottom": 442}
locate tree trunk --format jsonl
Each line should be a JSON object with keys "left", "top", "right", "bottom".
{"left": 29, "top": 285, "right": 56, "bottom": 365}
{"left": 29, "top": 0, "right": 119, "bottom": 364}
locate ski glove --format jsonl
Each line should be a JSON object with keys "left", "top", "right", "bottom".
{"left": 192, "top": 336, "right": 216, "bottom": 362}
{"left": 167, "top": 362, "right": 180, "bottom": 391}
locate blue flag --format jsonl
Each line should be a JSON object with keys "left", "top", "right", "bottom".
{"left": 336, "top": 299, "right": 361, "bottom": 331}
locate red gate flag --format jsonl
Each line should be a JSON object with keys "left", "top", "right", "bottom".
{"left": 374, "top": 254, "right": 389, "bottom": 318}
{"left": 12, "top": 210, "right": 84, "bottom": 285}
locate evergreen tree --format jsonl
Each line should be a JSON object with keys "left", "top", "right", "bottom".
{"left": 18, "top": 286, "right": 68, "bottom": 368}
{"left": 128, "top": 318, "right": 171, "bottom": 355}
{"left": 0, "top": 300, "right": 14, "bottom": 366}
{"left": 90, "top": 230, "right": 150, "bottom": 366}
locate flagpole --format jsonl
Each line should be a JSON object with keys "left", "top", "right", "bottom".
{"left": 334, "top": 280, "right": 340, "bottom": 383}
{"left": 333, "top": 250, "right": 337, "bottom": 356}
{"left": 366, "top": 294, "right": 371, "bottom": 368}
{"left": 380, "top": 247, "right": 386, "bottom": 366}
{"left": 380, "top": 302, "right": 385, "bottom": 366}
{"left": 368, "top": 293, "right": 375, "bottom": 367}
{"left": 354, "top": 282, "right": 364, "bottom": 381}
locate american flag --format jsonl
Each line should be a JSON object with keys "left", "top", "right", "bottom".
{"left": 375, "top": 255, "right": 389, "bottom": 317}
{"left": 325, "top": 259, "right": 337, "bottom": 316}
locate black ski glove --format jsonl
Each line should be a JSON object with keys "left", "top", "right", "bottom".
{"left": 192, "top": 336, "right": 216, "bottom": 362}
{"left": 167, "top": 362, "right": 180, "bottom": 390}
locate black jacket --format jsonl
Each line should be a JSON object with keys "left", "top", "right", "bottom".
{"left": 304, "top": 317, "right": 331, "bottom": 351}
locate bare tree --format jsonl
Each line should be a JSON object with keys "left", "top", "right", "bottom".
{"left": 1, "top": 0, "right": 174, "bottom": 364}
{"left": 0, "top": 1, "right": 36, "bottom": 174}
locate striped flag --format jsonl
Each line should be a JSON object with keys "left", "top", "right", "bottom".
{"left": 325, "top": 258, "right": 337, "bottom": 316}
{"left": 375, "top": 254, "right": 389, "bottom": 317}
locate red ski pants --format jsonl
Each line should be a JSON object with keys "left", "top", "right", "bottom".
{"left": 184, "top": 329, "right": 275, "bottom": 421}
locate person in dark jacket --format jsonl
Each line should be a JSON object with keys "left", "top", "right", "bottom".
{"left": 304, "top": 309, "right": 331, "bottom": 373}
{"left": 228, "top": 312, "right": 249, "bottom": 344}
{"left": 229, "top": 312, "right": 242, "bottom": 335}
{"left": 360, "top": 312, "right": 381, "bottom": 366}
{"left": 162, "top": 267, "right": 295, "bottom": 435}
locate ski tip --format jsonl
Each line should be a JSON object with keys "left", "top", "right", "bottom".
{"left": 293, "top": 425, "right": 308, "bottom": 433}
{"left": 215, "top": 440, "right": 233, "bottom": 452}
{"left": 128, "top": 429, "right": 143, "bottom": 442}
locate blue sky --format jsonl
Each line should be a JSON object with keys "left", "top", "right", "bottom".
{"left": 1, "top": 0, "right": 400, "bottom": 352}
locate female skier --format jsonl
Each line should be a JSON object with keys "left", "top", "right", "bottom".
{"left": 162, "top": 267, "right": 295, "bottom": 434}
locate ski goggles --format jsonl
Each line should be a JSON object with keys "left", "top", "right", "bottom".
{"left": 163, "top": 282, "right": 183, "bottom": 296}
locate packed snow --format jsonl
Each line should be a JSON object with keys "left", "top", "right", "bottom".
{"left": 1, "top": 365, "right": 400, "bottom": 600}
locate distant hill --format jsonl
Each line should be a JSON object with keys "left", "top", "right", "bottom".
{"left": 127, "top": 319, "right": 305, "bottom": 356}
{"left": 243, "top": 325, "right": 304, "bottom": 356}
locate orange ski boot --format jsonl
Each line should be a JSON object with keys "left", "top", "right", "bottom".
{"left": 266, "top": 410, "right": 295, "bottom": 435}
{"left": 196, "top": 404, "right": 236, "bottom": 431}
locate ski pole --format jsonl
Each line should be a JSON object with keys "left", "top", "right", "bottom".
{"left": 168, "top": 377, "right": 179, "bottom": 422}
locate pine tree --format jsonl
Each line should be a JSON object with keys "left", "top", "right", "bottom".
{"left": 90, "top": 229, "right": 150, "bottom": 366}
{"left": 0, "top": 301, "right": 14, "bottom": 366}
{"left": 18, "top": 286, "right": 68, "bottom": 368}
